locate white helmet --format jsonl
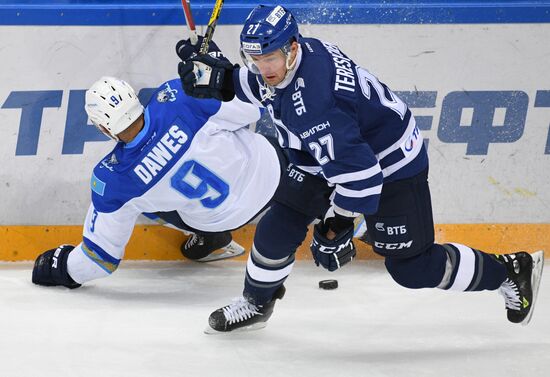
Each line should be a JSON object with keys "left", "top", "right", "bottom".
{"left": 85, "top": 76, "right": 144, "bottom": 140}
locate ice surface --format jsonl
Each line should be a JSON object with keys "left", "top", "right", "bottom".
{"left": 0, "top": 261, "right": 548, "bottom": 377}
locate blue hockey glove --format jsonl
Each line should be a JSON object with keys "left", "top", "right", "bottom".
{"left": 178, "top": 54, "right": 236, "bottom": 101}
{"left": 32, "top": 245, "right": 81, "bottom": 289}
{"left": 310, "top": 215, "right": 356, "bottom": 272}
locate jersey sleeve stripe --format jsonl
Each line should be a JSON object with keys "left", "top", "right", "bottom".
{"left": 333, "top": 192, "right": 380, "bottom": 215}
{"left": 272, "top": 117, "right": 302, "bottom": 149}
{"left": 335, "top": 183, "right": 382, "bottom": 198}
{"left": 238, "top": 67, "right": 264, "bottom": 107}
{"left": 296, "top": 165, "right": 323, "bottom": 175}
{"left": 82, "top": 237, "right": 121, "bottom": 274}
{"left": 326, "top": 164, "right": 382, "bottom": 184}
{"left": 375, "top": 115, "right": 416, "bottom": 160}
{"left": 381, "top": 132, "right": 424, "bottom": 177}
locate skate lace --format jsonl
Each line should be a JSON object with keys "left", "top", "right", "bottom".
{"left": 222, "top": 298, "right": 262, "bottom": 325}
{"left": 185, "top": 234, "right": 203, "bottom": 250}
{"left": 499, "top": 278, "right": 521, "bottom": 310}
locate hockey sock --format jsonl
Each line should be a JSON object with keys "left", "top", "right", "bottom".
{"left": 438, "top": 243, "right": 507, "bottom": 291}
{"left": 244, "top": 243, "right": 295, "bottom": 305}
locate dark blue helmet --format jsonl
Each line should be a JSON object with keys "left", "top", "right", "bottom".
{"left": 240, "top": 5, "right": 299, "bottom": 56}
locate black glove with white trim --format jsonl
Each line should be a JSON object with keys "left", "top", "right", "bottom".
{"left": 178, "top": 54, "right": 236, "bottom": 101}
{"left": 32, "top": 244, "right": 81, "bottom": 289}
{"left": 310, "top": 214, "right": 356, "bottom": 272}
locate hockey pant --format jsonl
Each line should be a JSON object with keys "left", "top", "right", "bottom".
{"left": 243, "top": 141, "right": 333, "bottom": 304}
{"left": 364, "top": 168, "right": 507, "bottom": 291}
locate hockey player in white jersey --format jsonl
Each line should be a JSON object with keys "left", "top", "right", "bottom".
{"left": 32, "top": 50, "right": 333, "bottom": 289}
{"left": 31, "top": 75, "right": 274, "bottom": 288}
{"left": 178, "top": 4, "right": 544, "bottom": 332}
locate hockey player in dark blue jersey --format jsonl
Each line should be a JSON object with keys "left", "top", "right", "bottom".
{"left": 178, "top": 4, "right": 544, "bottom": 332}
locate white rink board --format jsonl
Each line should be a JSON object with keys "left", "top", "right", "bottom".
{"left": 0, "top": 24, "right": 549, "bottom": 225}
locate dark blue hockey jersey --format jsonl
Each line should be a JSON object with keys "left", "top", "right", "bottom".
{"left": 233, "top": 37, "right": 428, "bottom": 215}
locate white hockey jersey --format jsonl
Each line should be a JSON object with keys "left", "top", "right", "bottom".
{"left": 67, "top": 79, "right": 280, "bottom": 283}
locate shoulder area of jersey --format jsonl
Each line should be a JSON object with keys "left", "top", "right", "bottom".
{"left": 296, "top": 38, "right": 355, "bottom": 96}
{"left": 90, "top": 151, "right": 147, "bottom": 213}
{"left": 151, "top": 79, "right": 185, "bottom": 105}
{"left": 90, "top": 149, "right": 122, "bottom": 197}
{"left": 286, "top": 41, "right": 338, "bottom": 119}
{"left": 300, "top": 38, "right": 357, "bottom": 99}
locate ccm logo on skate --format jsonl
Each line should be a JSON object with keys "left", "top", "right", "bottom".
{"left": 374, "top": 240, "right": 413, "bottom": 250}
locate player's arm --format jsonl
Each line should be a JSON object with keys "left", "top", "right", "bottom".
{"left": 303, "top": 108, "right": 382, "bottom": 271}
{"left": 303, "top": 108, "right": 383, "bottom": 216}
{"left": 212, "top": 94, "right": 263, "bottom": 132}
{"left": 32, "top": 201, "right": 139, "bottom": 288}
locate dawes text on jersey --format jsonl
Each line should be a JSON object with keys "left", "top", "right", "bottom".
{"left": 233, "top": 37, "right": 428, "bottom": 216}
{"left": 67, "top": 79, "right": 280, "bottom": 283}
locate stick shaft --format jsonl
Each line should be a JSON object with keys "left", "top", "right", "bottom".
{"left": 181, "top": 0, "right": 198, "bottom": 45}
{"left": 199, "top": 0, "right": 224, "bottom": 55}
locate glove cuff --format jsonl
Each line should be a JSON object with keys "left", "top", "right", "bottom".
{"left": 328, "top": 213, "right": 354, "bottom": 235}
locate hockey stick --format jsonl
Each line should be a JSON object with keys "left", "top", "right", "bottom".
{"left": 199, "top": 0, "right": 224, "bottom": 55}
{"left": 180, "top": 0, "right": 198, "bottom": 45}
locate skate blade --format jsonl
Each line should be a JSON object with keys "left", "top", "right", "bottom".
{"left": 196, "top": 240, "right": 245, "bottom": 262}
{"left": 204, "top": 322, "right": 268, "bottom": 335}
{"left": 522, "top": 250, "right": 544, "bottom": 326}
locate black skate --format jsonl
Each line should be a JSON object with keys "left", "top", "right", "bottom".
{"left": 205, "top": 285, "right": 286, "bottom": 334}
{"left": 496, "top": 250, "right": 544, "bottom": 325}
{"left": 181, "top": 231, "right": 245, "bottom": 262}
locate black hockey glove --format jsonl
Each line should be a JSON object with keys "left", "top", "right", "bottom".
{"left": 310, "top": 215, "right": 356, "bottom": 272}
{"left": 32, "top": 244, "right": 81, "bottom": 289}
{"left": 175, "top": 36, "right": 228, "bottom": 63}
{"left": 178, "top": 54, "right": 236, "bottom": 102}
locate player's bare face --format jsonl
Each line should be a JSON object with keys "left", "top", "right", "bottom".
{"left": 252, "top": 51, "right": 287, "bottom": 86}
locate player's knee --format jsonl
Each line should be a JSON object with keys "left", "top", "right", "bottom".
{"left": 32, "top": 245, "right": 81, "bottom": 289}
{"left": 385, "top": 257, "right": 421, "bottom": 288}
{"left": 254, "top": 203, "right": 311, "bottom": 258}
{"left": 384, "top": 246, "right": 447, "bottom": 289}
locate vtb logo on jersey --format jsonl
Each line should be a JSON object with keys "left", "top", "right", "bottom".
{"left": 292, "top": 77, "right": 307, "bottom": 116}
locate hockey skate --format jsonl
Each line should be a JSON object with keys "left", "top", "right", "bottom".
{"left": 496, "top": 250, "right": 544, "bottom": 325}
{"left": 205, "top": 285, "right": 286, "bottom": 334}
{"left": 181, "top": 231, "right": 245, "bottom": 262}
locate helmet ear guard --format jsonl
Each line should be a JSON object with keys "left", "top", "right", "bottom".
{"left": 85, "top": 76, "right": 144, "bottom": 141}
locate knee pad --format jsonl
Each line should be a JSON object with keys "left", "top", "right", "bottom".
{"left": 384, "top": 245, "right": 448, "bottom": 289}
{"left": 254, "top": 202, "right": 313, "bottom": 260}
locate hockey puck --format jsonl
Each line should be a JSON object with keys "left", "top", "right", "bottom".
{"left": 318, "top": 279, "right": 338, "bottom": 290}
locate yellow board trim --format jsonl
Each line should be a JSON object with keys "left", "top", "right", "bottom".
{"left": 0, "top": 224, "right": 548, "bottom": 262}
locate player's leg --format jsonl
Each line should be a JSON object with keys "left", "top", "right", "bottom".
{"left": 145, "top": 211, "right": 244, "bottom": 262}
{"left": 365, "top": 168, "right": 543, "bottom": 324}
{"left": 207, "top": 202, "right": 314, "bottom": 333}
